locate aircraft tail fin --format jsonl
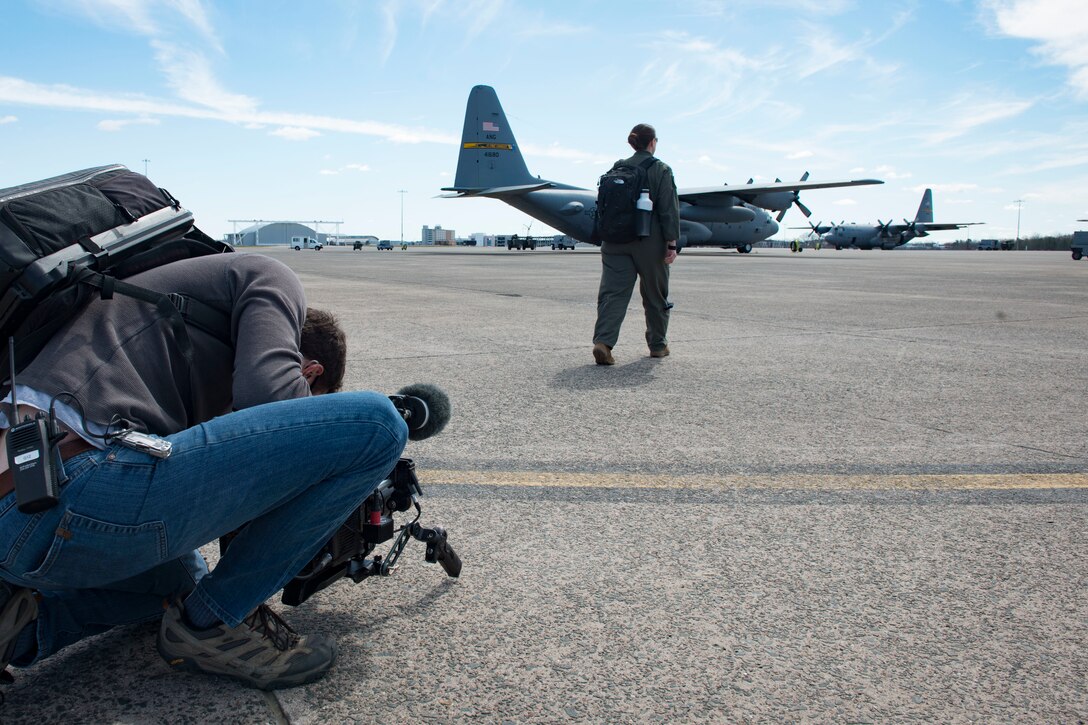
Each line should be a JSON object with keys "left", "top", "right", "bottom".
{"left": 915, "top": 188, "right": 934, "bottom": 223}
{"left": 449, "top": 85, "right": 539, "bottom": 193}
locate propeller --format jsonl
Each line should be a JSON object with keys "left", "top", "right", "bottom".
{"left": 903, "top": 218, "right": 928, "bottom": 237}
{"left": 775, "top": 171, "right": 813, "bottom": 222}
{"left": 877, "top": 219, "right": 894, "bottom": 237}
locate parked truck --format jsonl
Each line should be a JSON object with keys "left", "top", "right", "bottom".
{"left": 499, "top": 234, "right": 536, "bottom": 250}
{"left": 1071, "top": 231, "right": 1088, "bottom": 260}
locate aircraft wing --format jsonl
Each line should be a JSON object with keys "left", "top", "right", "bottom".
{"left": 913, "top": 222, "right": 984, "bottom": 231}
{"left": 438, "top": 182, "right": 554, "bottom": 198}
{"left": 679, "top": 178, "right": 882, "bottom": 205}
{"left": 789, "top": 224, "right": 835, "bottom": 234}
{"left": 882, "top": 221, "right": 985, "bottom": 235}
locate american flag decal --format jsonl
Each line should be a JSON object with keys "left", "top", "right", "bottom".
{"left": 483, "top": 121, "right": 500, "bottom": 132}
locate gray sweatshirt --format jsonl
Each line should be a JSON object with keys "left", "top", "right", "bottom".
{"left": 18, "top": 253, "right": 311, "bottom": 436}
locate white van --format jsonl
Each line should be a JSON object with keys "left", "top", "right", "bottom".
{"left": 291, "top": 236, "right": 323, "bottom": 251}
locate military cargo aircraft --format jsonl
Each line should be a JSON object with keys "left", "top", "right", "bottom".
{"left": 441, "top": 85, "right": 883, "bottom": 253}
{"left": 796, "top": 189, "right": 982, "bottom": 250}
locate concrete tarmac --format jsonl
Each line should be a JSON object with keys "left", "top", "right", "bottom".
{"left": 4, "top": 247, "right": 1086, "bottom": 723}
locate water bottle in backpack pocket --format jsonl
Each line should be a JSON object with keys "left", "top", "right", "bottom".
{"left": 594, "top": 157, "right": 657, "bottom": 244}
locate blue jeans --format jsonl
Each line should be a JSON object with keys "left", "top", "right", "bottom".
{"left": 0, "top": 391, "right": 408, "bottom": 665}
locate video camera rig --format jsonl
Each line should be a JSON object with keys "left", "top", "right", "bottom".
{"left": 219, "top": 457, "right": 460, "bottom": 607}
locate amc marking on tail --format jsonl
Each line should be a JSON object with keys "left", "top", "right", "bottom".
{"left": 463, "top": 142, "right": 513, "bottom": 150}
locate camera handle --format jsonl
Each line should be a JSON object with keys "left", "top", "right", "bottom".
{"left": 370, "top": 517, "right": 461, "bottom": 578}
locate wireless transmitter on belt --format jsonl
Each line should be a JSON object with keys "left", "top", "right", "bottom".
{"left": 5, "top": 337, "right": 63, "bottom": 513}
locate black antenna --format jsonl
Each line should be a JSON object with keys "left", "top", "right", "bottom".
{"left": 8, "top": 336, "right": 17, "bottom": 413}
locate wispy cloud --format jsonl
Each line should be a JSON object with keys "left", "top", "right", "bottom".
{"left": 520, "top": 141, "right": 610, "bottom": 166}
{"left": 678, "top": 0, "right": 853, "bottom": 17}
{"left": 379, "top": 0, "right": 399, "bottom": 64}
{"left": 0, "top": 115, "right": 16, "bottom": 124}
{"left": 319, "top": 163, "right": 372, "bottom": 175}
{"left": 270, "top": 126, "right": 320, "bottom": 141}
{"left": 985, "top": 0, "right": 1088, "bottom": 98}
{"left": 919, "top": 93, "right": 1035, "bottom": 143}
{"left": 909, "top": 183, "right": 978, "bottom": 193}
{"left": 378, "top": 0, "right": 506, "bottom": 63}
{"left": 165, "top": 0, "right": 221, "bottom": 50}
{"left": 0, "top": 76, "right": 457, "bottom": 144}
{"left": 792, "top": 7, "right": 915, "bottom": 80}
{"left": 151, "top": 40, "right": 256, "bottom": 114}
{"left": 686, "top": 155, "right": 732, "bottom": 175}
{"left": 54, "top": 0, "right": 222, "bottom": 50}
{"left": 97, "top": 116, "right": 160, "bottom": 131}
{"left": 874, "top": 165, "right": 912, "bottom": 180}
{"left": 56, "top": 0, "right": 159, "bottom": 35}
{"left": 637, "top": 31, "right": 772, "bottom": 117}
{"left": 1001, "top": 152, "right": 1088, "bottom": 174}
{"left": 515, "top": 21, "right": 590, "bottom": 38}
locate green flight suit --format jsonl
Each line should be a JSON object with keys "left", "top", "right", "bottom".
{"left": 593, "top": 150, "right": 681, "bottom": 352}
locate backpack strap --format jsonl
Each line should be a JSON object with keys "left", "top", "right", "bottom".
{"left": 612, "top": 156, "right": 656, "bottom": 172}
{"left": 73, "top": 269, "right": 231, "bottom": 364}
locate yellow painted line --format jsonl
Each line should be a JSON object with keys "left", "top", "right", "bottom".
{"left": 462, "top": 142, "right": 513, "bottom": 150}
{"left": 420, "top": 470, "right": 1088, "bottom": 492}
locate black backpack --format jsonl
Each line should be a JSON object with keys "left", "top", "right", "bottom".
{"left": 594, "top": 156, "right": 656, "bottom": 244}
{"left": 0, "top": 164, "right": 233, "bottom": 384}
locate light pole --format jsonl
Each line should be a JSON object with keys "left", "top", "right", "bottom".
{"left": 398, "top": 189, "right": 407, "bottom": 246}
{"left": 1013, "top": 199, "right": 1024, "bottom": 250}
{"left": 142, "top": 158, "right": 150, "bottom": 176}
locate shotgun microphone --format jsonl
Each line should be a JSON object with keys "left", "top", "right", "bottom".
{"left": 388, "top": 384, "right": 451, "bottom": 441}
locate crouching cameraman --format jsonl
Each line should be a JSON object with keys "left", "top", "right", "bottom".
{"left": 0, "top": 253, "right": 408, "bottom": 690}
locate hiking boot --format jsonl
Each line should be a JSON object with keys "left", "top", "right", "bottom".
{"left": 157, "top": 600, "right": 337, "bottom": 690}
{"left": 1, "top": 581, "right": 37, "bottom": 682}
{"left": 649, "top": 346, "right": 670, "bottom": 358}
{"left": 593, "top": 342, "right": 615, "bottom": 366}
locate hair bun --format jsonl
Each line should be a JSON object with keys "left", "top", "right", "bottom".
{"left": 627, "top": 123, "right": 656, "bottom": 151}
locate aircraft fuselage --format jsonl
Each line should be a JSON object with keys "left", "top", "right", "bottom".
{"left": 823, "top": 225, "right": 915, "bottom": 250}
{"left": 503, "top": 188, "right": 780, "bottom": 250}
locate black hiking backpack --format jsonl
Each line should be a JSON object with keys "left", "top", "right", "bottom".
{"left": 0, "top": 164, "right": 233, "bottom": 384}
{"left": 594, "top": 156, "right": 656, "bottom": 244}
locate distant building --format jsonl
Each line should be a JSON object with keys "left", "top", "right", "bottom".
{"left": 422, "top": 225, "right": 456, "bottom": 245}
{"left": 225, "top": 222, "right": 328, "bottom": 247}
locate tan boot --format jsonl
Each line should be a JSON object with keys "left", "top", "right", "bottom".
{"left": 592, "top": 342, "right": 615, "bottom": 365}
{"left": 649, "top": 345, "right": 670, "bottom": 358}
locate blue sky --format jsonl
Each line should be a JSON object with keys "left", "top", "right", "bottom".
{"left": 1, "top": 0, "right": 1086, "bottom": 242}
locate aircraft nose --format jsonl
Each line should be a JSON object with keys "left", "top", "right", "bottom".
{"left": 768, "top": 219, "right": 780, "bottom": 236}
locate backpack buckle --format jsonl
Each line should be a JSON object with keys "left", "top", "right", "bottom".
{"left": 167, "top": 293, "right": 189, "bottom": 316}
